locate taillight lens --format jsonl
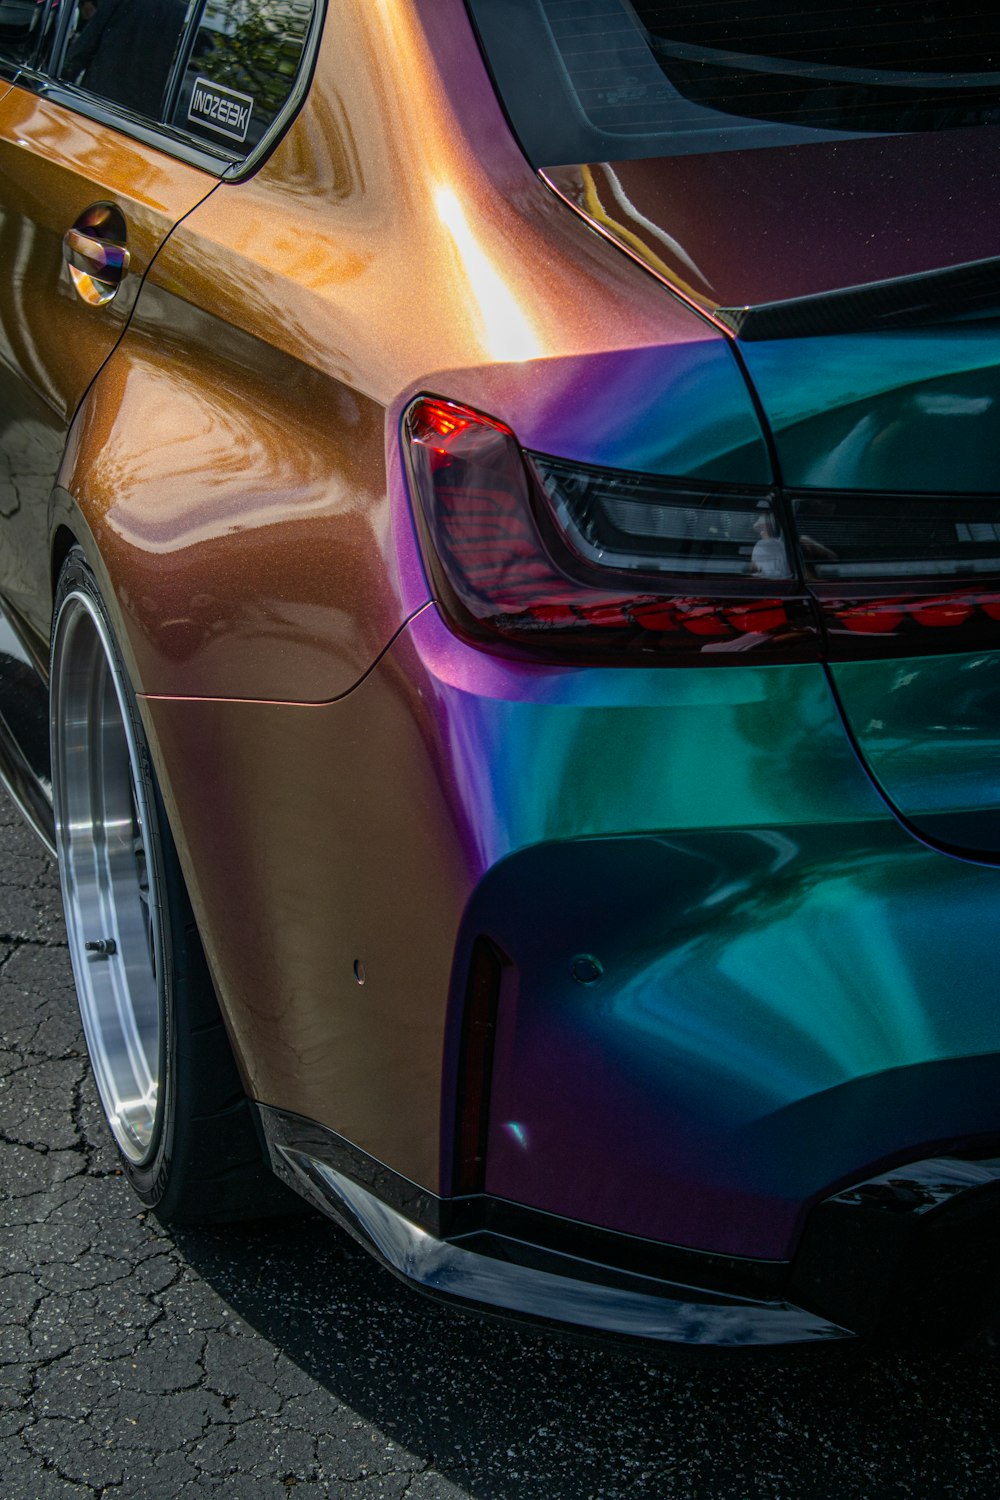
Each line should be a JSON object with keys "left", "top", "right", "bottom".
{"left": 817, "top": 586, "right": 1000, "bottom": 657}
{"left": 403, "top": 397, "right": 1000, "bottom": 664}
{"left": 403, "top": 398, "right": 818, "bottom": 663}
{"left": 789, "top": 491, "right": 1000, "bottom": 582}
{"left": 791, "top": 490, "right": 1000, "bottom": 656}
{"left": 532, "top": 454, "right": 793, "bottom": 580}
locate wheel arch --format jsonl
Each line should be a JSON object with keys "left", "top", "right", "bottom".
{"left": 50, "top": 522, "right": 80, "bottom": 620}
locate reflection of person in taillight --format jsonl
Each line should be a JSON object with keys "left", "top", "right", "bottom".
{"left": 750, "top": 503, "right": 787, "bottom": 578}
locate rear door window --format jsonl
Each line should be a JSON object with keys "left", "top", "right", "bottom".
{"left": 54, "top": 0, "right": 191, "bottom": 121}
{"left": 467, "top": 0, "right": 1000, "bottom": 165}
{"left": 170, "top": 0, "right": 313, "bottom": 155}
{"left": 46, "top": 0, "right": 317, "bottom": 163}
{"left": 0, "top": 0, "right": 53, "bottom": 73}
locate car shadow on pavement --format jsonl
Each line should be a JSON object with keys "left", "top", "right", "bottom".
{"left": 173, "top": 1210, "right": 1000, "bottom": 1500}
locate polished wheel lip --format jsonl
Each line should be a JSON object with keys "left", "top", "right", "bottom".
{"left": 51, "top": 587, "right": 164, "bottom": 1166}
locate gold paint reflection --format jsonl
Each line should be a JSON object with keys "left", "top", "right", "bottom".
{"left": 434, "top": 185, "right": 541, "bottom": 364}
{"left": 578, "top": 165, "right": 714, "bottom": 308}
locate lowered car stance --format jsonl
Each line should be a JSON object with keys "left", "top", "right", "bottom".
{"left": 2, "top": 0, "right": 1000, "bottom": 1352}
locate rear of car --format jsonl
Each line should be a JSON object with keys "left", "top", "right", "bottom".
{"left": 421, "top": 0, "right": 1000, "bottom": 1344}
{"left": 1, "top": 0, "right": 999, "bottom": 1353}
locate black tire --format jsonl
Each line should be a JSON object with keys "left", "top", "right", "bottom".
{"left": 51, "top": 547, "right": 297, "bottom": 1223}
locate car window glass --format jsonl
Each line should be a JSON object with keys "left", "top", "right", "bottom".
{"left": 170, "top": 0, "right": 313, "bottom": 155}
{"left": 54, "top": 0, "right": 191, "bottom": 121}
{"left": 0, "top": 0, "right": 53, "bottom": 69}
{"left": 467, "top": 0, "right": 1000, "bottom": 166}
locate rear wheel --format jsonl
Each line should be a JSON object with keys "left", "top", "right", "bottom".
{"left": 50, "top": 548, "right": 293, "bottom": 1222}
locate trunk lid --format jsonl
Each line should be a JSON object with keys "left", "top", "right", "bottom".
{"left": 544, "top": 130, "right": 1000, "bottom": 321}
{"left": 546, "top": 136, "right": 1000, "bottom": 852}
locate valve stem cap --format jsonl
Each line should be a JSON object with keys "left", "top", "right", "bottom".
{"left": 85, "top": 938, "right": 117, "bottom": 957}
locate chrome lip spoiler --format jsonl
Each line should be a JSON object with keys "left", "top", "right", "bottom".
{"left": 268, "top": 1139, "right": 851, "bottom": 1351}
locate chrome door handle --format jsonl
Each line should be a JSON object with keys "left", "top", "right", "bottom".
{"left": 62, "top": 226, "right": 130, "bottom": 304}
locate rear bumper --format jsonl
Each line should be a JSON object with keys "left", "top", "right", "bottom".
{"left": 261, "top": 1106, "right": 849, "bottom": 1350}
{"left": 262, "top": 1106, "right": 1000, "bottom": 1352}
{"left": 146, "top": 607, "right": 1000, "bottom": 1271}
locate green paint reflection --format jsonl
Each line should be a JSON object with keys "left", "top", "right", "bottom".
{"left": 742, "top": 321, "right": 1000, "bottom": 492}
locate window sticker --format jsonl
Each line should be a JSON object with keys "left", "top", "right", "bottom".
{"left": 173, "top": 0, "right": 314, "bottom": 156}
{"left": 187, "top": 76, "right": 255, "bottom": 143}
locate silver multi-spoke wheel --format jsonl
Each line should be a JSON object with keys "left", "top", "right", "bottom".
{"left": 51, "top": 588, "right": 163, "bottom": 1163}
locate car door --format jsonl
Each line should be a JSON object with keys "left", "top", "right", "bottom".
{"left": 0, "top": 0, "right": 225, "bottom": 644}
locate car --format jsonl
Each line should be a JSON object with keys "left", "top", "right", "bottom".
{"left": 2, "top": 0, "right": 1000, "bottom": 1355}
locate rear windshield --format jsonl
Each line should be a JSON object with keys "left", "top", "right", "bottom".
{"left": 466, "top": 1, "right": 1000, "bottom": 165}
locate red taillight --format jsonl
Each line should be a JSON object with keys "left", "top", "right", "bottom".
{"left": 414, "top": 399, "right": 511, "bottom": 474}
{"left": 793, "top": 487, "right": 1000, "bottom": 654}
{"left": 911, "top": 598, "right": 975, "bottom": 629}
{"left": 833, "top": 601, "right": 907, "bottom": 634}
{"left": 819, "top": 588, "right": 1000, "bottom": 656}
{"left": 404, "top": 398, "right": 1000, "bottom": 664}
{"left": 404, "top": 398, "right": 819, "bottom": 663}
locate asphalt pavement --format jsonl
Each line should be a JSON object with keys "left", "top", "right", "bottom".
{"left": 2, "top": 786, "right": 1000, "bottom": 1498}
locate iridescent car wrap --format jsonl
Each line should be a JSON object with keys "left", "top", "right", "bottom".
{"left": 3, "top": 0, "right": 1000, "bottom": 1348}
{"left": 143, "top": 598, "right": 1000, "bottom": 1267}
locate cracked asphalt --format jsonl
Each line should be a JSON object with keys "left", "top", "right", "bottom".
{"left": 3, "top": 788, "right": 1000, "bottom": 1498}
